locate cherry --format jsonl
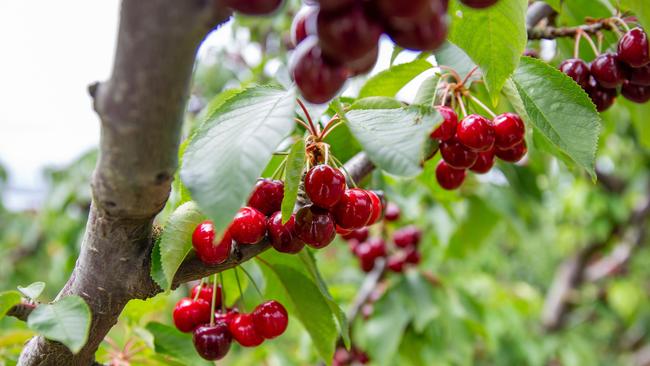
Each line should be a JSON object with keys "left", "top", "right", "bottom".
{"left": 376, "top": 0, "right": 443, "bottom": 20}
{"left": 621, "top": 80, "right": 650, "bottom": 103}
{"left": 495, "top": 140, "right": 527, "bottom": 163}
{"left": 404, "top": 247, "right": 421, "bottom": 265}
{"left": 435, "top": 161, "right": 467, "bottom": 190}
{"left": 295, "top": 205, "right": 337, "bottom": 248}
{"left": 304, "top": 165, "right": 347, "bottom": 208}
{"left": 252, "top": 300, "right": 289, "bottom": 339}
{"left": 292, "top": 36, "right": 348, "bottom": 104}
{"left": 230, "top": 207, "right": 267, "bottom": 244}
{"left": 385, "top": 12, "right": 447, "bottom": 51}
{"left": 627, "top": 64, "right": 650, "bottom": 86}
{"left": 247, "top": 178, "right": 284, "bottom": 215}
{"left": 393, "top": 225, "right": 421, "bottom": 248}
{"left": 366, "top": 190, "right": 383, "bottom": 225}
{"left": 191, "top": 283, "right": 222, "bottom": 307}
{"left": 558, "top": 58, "right": 590, "bottom": 88}
{"left": 384, "top": 202, "right": 401, "bottom": 222}
{"left": 291, "top": 6, "right": 318, "bottom": 47}
{"left": 492, "top": 113, "right": 525, "bottom": 149}
{"left": 431, "top": 106, "right": 458, "bottom": 141}
{"left": 267, "top": 212, "right": 305, "bottom": 254}
{"left": 586, "top": 76, "right": 617, "bottom": 112}
{"left": 367, "top": 237, "right": 387, "bottom": 258}
{"left": 333, "top": 188, "right": 374, "bottom": 229}
{"left": 617, "top": 27, "right": 650, "bottom": 68}
{"left": 229, "top": 313, "right": 265, "bottom": 347}
{"left": 341, "top": 227, "right": 369, "bottom": 242}
{"left": 440, "top": 138, "right": 478, "bottom": 169}
{"left": 318, "top": 0, "right": 356, "bottom": 12}
{"left": 459, "top": 0, "right": 499, "bottom": 8}
{"left": 222, "top": 0, "right": 283, "bottom": 15}
{"left": 346, "top": 45, "right": 379, "bottom": 76}
{"left": 355, "top": 242, "right": 379, "bottom": 272}
{"left": 590, "top": 53, "right": 625, "bottom": 88}
{"left": 336, "top": 225, "right": 353, "bottom": 236}
{"left": 173, "top": 298, "right": 211, "bottom": 333}
{"left": 192, "top": 322, "right": 232, "bottom": 361}
{"left": 387, "top": 255, "right": 406, "bottom": 273}
{"left": 469, "top": 149, "right": 495, "bottom": 174}
{"left": 192, "top": 221, "right": 232, "bottom": 265}
{"left": 457, "top": 114, "right": 496, "bottom": 152}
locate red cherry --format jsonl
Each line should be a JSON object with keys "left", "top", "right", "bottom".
{"left": 495, "top": 140, "right": 527, "bottom": 163}
{"left": 191, "top": 283, "right": 223, "bottom": 308}
{"left": 627, "top": 64, "right": 650, "bottom": 86}
{"left": 492, "top": 113, "right": 525, "bottom": 149}
{"left": 222, "top": 0, "right": 283, "bottom": 15}
{"left": 404, "top": 247, "right": 421, "bottom": 265}
{"left": 558, "top": 58, "right": 590, "bottom": 88}
{"left": 229, "top": 313, "right": 264, "bottom": 347}
{"left": 230, "top": 207, "right": 267, "bottom": 244}
{"left": 384, "top": 202, "right": 401, "bottom": 222}
{"left": 291, "top": 36, "right": 348, "bottom": 104}
{"left": 346, "top": 45, "right": 379, "bottom": 76}
{"left": 192, "top": 322, "right": 232, "bottom": 361}
{"left": 622, "top": 80, "right": 650, "bottom": 103}
{"left": 173, "top": 298, "right": 211, "bottom": 333}
{"left": 267, "top": 212, "right": 305, "bottom": 254}
{"left": 333, "top": 188, "right": 373, "bottom": 229}
{"left": 586, "top": 76, "right": 617, "bottom": 112}
{"left": 440, "top": 138, "right": 478, "bottom": 169}
{"left": 457, "top": 114, "right": 496, "bottom": 152}
{"left": 304, "top": 165, "right": 347, "bottom": 208}
{"left": 367, "top": 237, "right": 387, "bottom": 258}
{"left": 459, "top": 0, "right": 499, "bottom": 8}
{"left": 294, "top": 205, "right": 337, "bottom": 248}
{"left": 341, "top": 227, "right": 369, "bottom": 242}
{"left": 469, "top": 149, "right": 495, "bottom": 174}
{"left": 318, "top": 0, "right": 356, "bottom": 12}
{"left": 366, "top": 190, "right": 383, "bottom": 225}
{"left": 385, "top": 12, "right": 447, "bottom": 51}
{"left": 355, "top": 242, "right": 379, "bottom": 272}
{"left": 247, "top": 178, "right": 284, "bottom": 215}
{"left": 192, "top": 221, "right": 232, "bottom": 265}
{"left": 431, "top": 106, "right": 458, "bottom": 141}
{"left": 435, "top": 161, "right": 466, "bottom": 190}
{"left": 291, "top": 6, "right": 318, "bottom": 47}
{"left": 387, "top": 255, "right": 406, "bottom": 273}
{"left": 590, "top": 53, "right": 625, "bottom": 88}
{"left": 336, "top": 225, "right": 353, "bottom": 236}
{"left": 393, "top": 225, "right": 421, "bottom": 248}
{"left": 252, "top": 300, "right": 289, "bottom": 339}
{"left": 618, "top": 27, "right": 650, "bottom": 68}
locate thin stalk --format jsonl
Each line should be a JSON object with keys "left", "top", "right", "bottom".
{"left": 240, "top": 265, "right": 264, "bottom": 298}
{"left": 611, "top": 16, "right": 630, "bottom": 32}
{"left": 192, "top": 278, "right": 205, "bottom": 302}
{"left": 331, "top": 155, "right": 357, "bottom": 188}
{"left": 459, "top": 66, "right": 479, "bottom": 87}
{"left": 319, "top": 115, "right": 341, "bottom": 139}
{"left": 234, "top": 267, "right": 244, "bottom": 308}
{"left": 321, "top": 121, "right": 344, "bottom": 139}
{"left": 297, "top": 98, "right": 319, "bottom": 136}
{"left": 210, "top": 274, "right": 217, "bottom": 325}
{"left": 437, "top": 83, "right": 452, "bottom": 108}
{"left": 469, "top": 95, "right": 497, "bottom": 118}
{"left": 294, "top": 118, "right": 311, "bottom": 132}
{"left": 219, "top": 273, "right": 226, "bottom": 313}
{"left": 456, "top": 91, "right": 468, "bottom": 118}
{"left": 579, "top": 30, "right": 600, "bottom": 56}
{"left": 438, "top": 66, "right": 462, "bottom": 83}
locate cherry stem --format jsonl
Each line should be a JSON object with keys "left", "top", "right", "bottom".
{"left": 297, "top": 98, "right": 319, "bottom": 136}
{"left": 219, "top": 273, "right": 226, "bottom": 313}
{"left": 468, "top": 95, "right": 497, "bottom": 118}
{"left": 330, "top": 155, "right": 358, "bottom": 188}
{"left": 456, "top": 91, "right": 468, "bottom": 118}
{"left": 210, "top": 274, "right": 217, "bottom": 326}
{"left": 611, "top": 16, "right": 630, "bottom": 32}
{"left": 437, "top": 83, "right": 452, "bottom": 108}
{"left": 321, "top": 121, "right": 344, "bottom": 139}
{"left": 573, "top": 32, "right": 581, "bottom": 58}
{"left": 239, "top": 265, "right": 264, "bottom": 298}
{"left": 294, "top": 118, "right": 311, "bottom": 132}
{"left": 234, "top": 267, "right": 244, "bottom": 309}
{"left": 192, "top": 278, "right": 205, "bottom": 302}
{"left": 439, "top": 66, "right": 462, "bottom": 84}
{"left": 578, "top": 29, "right": 600, "bottom": 57}
{"left": 459, "top": 66, "right": 479, "bottom": 88}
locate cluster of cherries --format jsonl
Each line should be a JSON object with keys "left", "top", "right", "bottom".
{"left": 558, "top": 26, "right": 650, "bottom": 112}
{"left": 333, "top": 345, "right": 370, "bottom": 366}
{"left": 289, "top": 0, "right": 499, "bottom": 104}
{"left": 172, "top": 283, "right": 289, "bottom": 360}
{"left": 430, "top": 106, "right": 527, "bottom": 190}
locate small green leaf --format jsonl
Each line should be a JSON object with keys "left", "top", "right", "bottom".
{"left": 413, "top": 74, "right": 442, "bottom": 106}
{"left": 359, "top": 60, "right": 433, "bottom": 98}
{"left": 146, "top": 322, "right": 211, "bottom": 366}
{"left": 281, "top": 140, "right": 306, "bottom": 223}
{"left": 150, "top": 237, "right": 168, "bottom": 290}
{"left": 446, "top": 197, "right": 500, "bottom": 259}
{"left": 27, "top": 296, "right": 91, "bottom": 354}
{"left": 0, "top": 291, "right": 22, "bottom": 319}
{"left": 17, "top": 282, "right": 45, "bottom": 301}
{"left": 350, "top": 97, "right": 402, "bottom": 110}
{"left": 620, "top": 0, "right": 650, "bottom": 29}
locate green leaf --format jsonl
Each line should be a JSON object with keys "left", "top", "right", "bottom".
{"left": 146, "top": 322, "right": 211, "bottom": 366}
{"left": 27, "top": 296, "right": 91, "bottom": 354}
{"left": 350, "top": 97, "right": 402, "bottom": 110}
{"left": 345, "top": 108, "right": 440, "bottom": 177}
{"left": 181, "top": 86, "right": 297, "bottom": 232}
{"left": 413, "top": 74, "right": 442, "bottom": 106}
{"left": 446, "top": 197, "right": 500, "bottom": 259}
{"left": 281, "top": 140, "right": 306, "bottom": 223}
{"left": 17, "top": 282, "right": 45, "bottom": 301}
{"left": 622, "top": 99, "right": 650, "bottom": 148}
{"left": 449, "top": 0, "right": 528, "bottom": 103}
{"left": 150, "top": 236, "right": 168, "bottom": 290}
{"left": 160, "top": 202, "right": 205, "bottom": 291}
{"left": 434, "top": 42, "right": 478, "bottom": 83}
{"left": 359, "top": 60, "right": 433, "bottom": 98}
{"left": 401, "top": 272, "right": 440, "bottom": 332}
{"left": 542, "top": 0, "right": 561, "bottom": 12}
{"left": 510, "top": 57, "right": 601, "bottom": 179}
{"left": 620, "top": 0, "right": 650, "bottom": 40}
{"left": 362, "top": 289, "right": 411, "bottom": 366}
{"left": 0, "top": 291, "right": 22, "bottom": 319}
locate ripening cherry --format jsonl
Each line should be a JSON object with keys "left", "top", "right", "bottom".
{"left": 341, "top": 227, "right": 369, "bottom": 242}
{"left": 291, "top": 36, "right": 348, "bottom": 104}
{"left": 173, "top": 298, "right": 211, "bottom": 333}
{"left": 440, "top": 138, "right": 478, "bottom": 169}
{"left": 470, "top": 149, "right": 495, "bottom": 174}
{"left": 435, "top": 161, "right": 467, "bottom": 190}
{"left": 621, "top": 80, "right": 650, "bottom": 103}
{"left": 558, "top": 58, "right": 590, "bottom": 88}
{"left": 459, "top": 0, "right": 499, "bottom": 8}
{"left": 229, "top": 313, "right": 265, "bottom": 347}
{"left": 333, "top": 189, "right": 374, "bottom": 229}
{"left": 431, "top": 106, "right": 458, "bottom": 141}
{"left": 252, "top": 300, "right": 289, "bottom": 339}
{"left": 192, "top": 221, "right": 232, "bottom": 265}
{"left": 627, "top": 64, "right": 650, "bottom": 86}
{"left": 495, "top": 140, "right": 528, "bottom": 163}
{"left": 291, "top": 6, "right": 318, "bottom": 47}
{"left": 247, "top": 178, "right": 284, "bottom": 215}
{"left": 384, "top": 202, "right": 400, "bottom": 222}
{"left": 294, "top": 205, "right": 337, "bottom": 248}
{"left": 193, "top": 322, "right": 232, "bottom": 361}
{"left": 618, "top": 27, "right": 650, "bottom": 68}
{"left": 586, "top": 76, "right": 617, "bottom": 112}
{"left": 393, "top": 225, "right": 421, "bottom": 248}
{"left": 222, "top": 0, "right": 283, "bottom": 15}
{"left": 385, "top": 12, "right": 447, "bottom": 51}
{"left": 267, "top": 212, "right": 305, "bottom": 254}
{"left": 590, "top": 53, "right": 625, "bottom": 88}
{"left": 191, "top": 283, "right": 222, "bottom": 307}
{"left": 457, "top": 114, "right": 496, "bottom": 152}
{"left": 304, "top": 165, "right": 347, "bottom": 208}
{"left": 366, "top": 190, "right": 383, "bottom": 225}
{"left": 492, "top": 113, "right": 525, "bottom": 149}
{"left": 230, "top": 207, "right": 267, "bottom": 244}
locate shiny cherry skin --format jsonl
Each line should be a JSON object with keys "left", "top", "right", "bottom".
{"left": 385, "top": 12, "right": 447, "bottom": 51}
{"left": 230, "top": 207, "right": 267, "bottom": 244}
{"left": 627, "top": 64, "right": 650, "bottom": 86}
{"left": 229, "top": 313, "right": 265, "bottom": 347}
{"left": 318, "top": 0, "right": 356, "bottom": 12}
{"left": 590, "top": 53, "right": 625, "bottom": 88}
{"left": 440, "top": 138, "right": 478, "bottom": 169}
{"left": 436, "top": 161, "right": 467, "bottom": 190}
{"left": 304, "top": 165, "right": 347, "bottom": 208}
{"left": 470, "top": 149, "right": 495, "bottom": 174}
{"left": 393, "top": 225, "right": 421, "bottom": 248}
{"left": 558, "top": 58, "right": 590, "bottom": 88}
{"left": 252, "top": 300, "right": 289, "bottom": 339}
{"left": 431, "top": 106, "right": 458, "bottom": 141}
{"left": 294, "top": 205, "right": 337, "bottom": 248}
{"left": 459, "top": 0, "right": 499, "bottom": 8}
{"left": 192, "top": 221, "right": 232, "bottom": 265}
{"left": 267, "top": 212, "right": 305, "bottom": 254}
{"left": 173, "top": 298, "right": 211, "bottom": 333}
{"left": 384, "top": 202, "right": 400, "bottom": 222}
{"left": 291, "top": 6, "right": 318, "bottom": 47}
{"left": 495, "top": 140, "right": 528, "bottom": 163}
{"left": 622, "top": 80, "right": 650, "bottom": 103}
{"left": 341, "top": 227, "right": 369, "bottom": 242}
{"left": 192, "top": 322, "right": 232, "bottom": 361}
{"left": 247, "top": 178, "right": 284, "bottom": 215}
{"left": 333, "top": 188, "right": 374, "bottom": 230}
{"left": 492, "top": 113, "right": 525, "bottom": 149}
{"left": 292, "top": 36, "right": 348, "bottom": 104}
{"left": 366, "top": 190, "right": 383, "bottom": 225}
{"left": 191, "top": 283, "right": 222, "bottom": 308}
{"left": 618, "top": 27, "right": 650, "bottom": 68}
{"left": 223, "top": 0, "right": 283, "bottom": 15}
{"left": 586, "top": 76, "right": 617, "bottom": 112}
{"left": 346, "top": 45, "right": 379, "bottom": 76}
{"left": 457, "top": 114, "right": 496, "bottom": 152}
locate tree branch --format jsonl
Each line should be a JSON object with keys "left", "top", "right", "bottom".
{"left": 528, "top": 21, "right": 610, "bottom": 40}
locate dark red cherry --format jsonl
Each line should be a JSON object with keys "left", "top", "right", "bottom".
{"left": 355, "top": 242, "right": 379, "bottom": 272}
{"left": 435, "top": 161, "right": 467, "bottom": 190}
{"left": 393, "top": 225, "right": 421, "bottom": 248}
{"left": 492, "top": 113, "right": 525, "bottom": 149}
{"left": 457, "top": 114, "right": 495, "bottom": 152}
{"left": 222, "top": 0, "right": 283, "bottom": 15}
{"left": 586, "top": 76, "right": 617, "bottom": 112}
{"left": 230, "top": 207, "right": 267, "bottom": 244}
{"left": 333, "top": 188, "right": 373, "bottom": 229}
{"left": 252, "top": 300, "right": 288, "bottom": 339}
{"left": 295, "top": 205, "right": 337, "bottom": 248}
{"left": 336, "top": 225, "right": 353, "bottom": 236}
{"left": 192, "top": 221, "right": 232, "bottom": 265}
{"left": 192, "top": 322, "right": 232, "bottom": 361}
{"left": 440, "top": 138, "right": 478, "bottom": 169}
{"left": 247, "top": 178, "right": 284, "bottom": 215}
{"left": 229, "top": 313, "right": 264, "bottom": 347}
{"left": 318, "top": 0, "right": 356, "bottom": 12}
{"left": 291, "top": 36, "right": 348, "bottom": 104}
{"left": 622, "top": 80, "right": 650, "bottom": 103}
{"left": 366, "top": 190, "right": 383, "bottom": 225}
{"left": 173, "top": 298, "right": 211, "bottom": 333}
{"left": 385, "top": 12, "right": 447, "bottom": 51}
{"left": 346, "top": 45, "right": 379, "bottom": 76}
{"left": 366, "top": 237, "right": 387, "bottom": 258}
{"left": 558, "top": 58, "right": 590, "bottom": 88}
{"left": 191, "top": 283, "right": 222, "bottom": 308}
{"left": 404, "top": 247, "right": 421, "bottom": 265}
{"left": 495, "top": 140, "right": 527, "bottom": 163}
{"left": 590, "top": 53, "right": 625, "bottom": 88}
{"left": 627, "top": 64, "right": 650, "bottom": 86}
{"left": 267, "top": 212, "right": 305, "bottom": 254}
{"left": 384, "top": 202, "right": 400, "bottom": 222}
{"left": 469, "top": 149, "right": 495, "bottom": 174}
{"left": 387, "top": 255, "right": 406, "bottom": 273}
{"left": 341, "top": 227, "right": 369, "bottom": 242}
{"left": 304, "top": 165, "right": 347, "bottom": 208}
{"left": 291, "top": 6, "right": 318, "bottom": 47}
{"left": 459, "top": 0, "right": 499, "bottom": 8}
{"left": 376, "top": 0, "right": 443, "bottom": 20}
{"left": 618, "top": 27, "right": 650, "bottom": 68}
{"left": 431, "top": 106, "right": 458, "bottom": 141}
